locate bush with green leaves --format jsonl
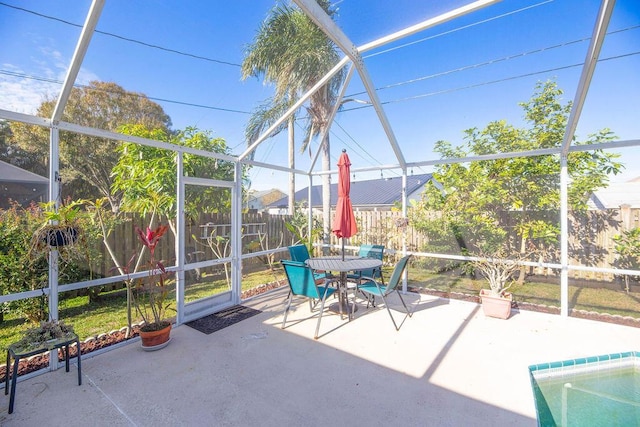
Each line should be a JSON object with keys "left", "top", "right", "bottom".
{"left": 284, "top": 201, "right": 322, "bottom": 254}
{"left": 613, "top": 228, "right": 640, "bottom": 292}
{"left": 0, "top": 201, "right": 101, "bottom": 322}
{"left": 409, "top": 81, "right": 621, "bottom": 285}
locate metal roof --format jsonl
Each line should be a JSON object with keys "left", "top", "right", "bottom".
{"left": 0, "top": 160, "right": 48, "bottom": 184}
{"left": 0, "top": 160, "right": 48, "bottom": 208}
{"left": 269, "top": 173, "right": 433, "bottom": 209}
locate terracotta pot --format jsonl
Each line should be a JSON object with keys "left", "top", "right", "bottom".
{"left": 139, "top": 323, "right": 171, "bottom": 349}
{"left": 479, "top": 289, "right": 513, "bottom": 319}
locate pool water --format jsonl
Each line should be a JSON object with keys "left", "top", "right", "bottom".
{"left": 529, "top": 352, "right": 640, "bottom": 426}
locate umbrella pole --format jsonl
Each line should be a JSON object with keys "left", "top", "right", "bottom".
{"left": 342, "top": 238, "right": 345, "bottom": 261}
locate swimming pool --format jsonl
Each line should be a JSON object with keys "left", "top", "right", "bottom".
{"left": 528, "top": 351, "right": 640, "bottom": 426}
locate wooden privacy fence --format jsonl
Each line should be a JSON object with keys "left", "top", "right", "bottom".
{"left": 94, "top": 212, "right": 299, "bottom": 277}
{"left": 334, "top": 208, "right": 640, "bottom": 281}
{"left": 95, "top": 208, "right": 640, "bottom": 281}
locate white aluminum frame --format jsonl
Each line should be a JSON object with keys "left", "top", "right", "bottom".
{"left": 0, "top": 0, "right": 635, "bottom": 332}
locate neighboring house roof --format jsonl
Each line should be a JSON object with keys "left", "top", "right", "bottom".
{"left": 268, "top": 173, "right": 434, "bottom": 209}
{"left": 588, "top": 180, "right": 640, "bottom": 209}
{"left": 247, "top": 188, "right": 286, "bottom": 210}
{"left": 0, "top": 160, "right": 48, "bottom": 185}
{"left": 0, "top": 160, "right": 49, "bottom": 208}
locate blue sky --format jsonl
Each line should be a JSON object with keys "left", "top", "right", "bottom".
{"left": 1, "top": 0, "right": 639, "bottom": 191}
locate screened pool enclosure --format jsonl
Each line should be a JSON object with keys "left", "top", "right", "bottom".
{"left": 0, "top": 0, "right": 639, "bottom": 355}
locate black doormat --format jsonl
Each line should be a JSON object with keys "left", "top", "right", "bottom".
{"left": 185, "top": 305, "right": 262, "bottom": 335}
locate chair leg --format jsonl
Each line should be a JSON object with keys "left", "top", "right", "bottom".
{"left": 314, "top": 295, "right": 328, "bottom": 340}
{"left": 281, "top": 294, "right": 293, "bottom": 329}
{"left": 377, "top": 294, "right": 401, "bottom": 331}
{"left": 396, "top": 290, "right": 413, "bottom": 318}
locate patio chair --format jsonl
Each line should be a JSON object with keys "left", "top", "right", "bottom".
{"left": 348, "top": 244, "right": 385, "bottom": 284}
{"left": 357, "top": 254, "right": 413, "bottom": 331}
{"left": 281, "top": 260, "right": 338, "bottom": 339}
{"left": 288, "top": 244, "right": 311, "bottom": 262}
{"left": 288, "top": 244, "right": 329, "bottom": 280}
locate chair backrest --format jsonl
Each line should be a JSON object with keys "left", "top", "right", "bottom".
{"left": 384, "top": 255, "right": 412, "bottom": 293}
{"left": 358, "top": 244, "right": 384, "bottom": 261}
{"left": 288, "top": 245, "right": 311, "bottom": 262}
{"left": 357, "top": 244, "right": 384, "bottom": 278}
{"left": 281, "top": 260, "right": 322, "bottom": 299}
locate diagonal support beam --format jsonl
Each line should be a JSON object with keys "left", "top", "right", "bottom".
{"left": 238, "top": 56, "right": 350, "bottom": 161}
{"left": 561, "top": 0, "right": 616, "bottom": 155}
{"left": 359, "top": 0, "right": 501, "bottom": 54}
{"left": 294, "top": 0, "right": 407, "bottom": 169}
{"left": 309, "top": 64, "right": 355, "bottom": 173}
{"left": 51, "top": 0, "right": 105, "bottom": 122}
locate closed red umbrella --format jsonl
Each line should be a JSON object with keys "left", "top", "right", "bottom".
{"left": 332, "top": 149, "right": 357, "bottom": 260}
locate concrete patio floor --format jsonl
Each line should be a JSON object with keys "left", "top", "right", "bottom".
{"left": 1, "top": 287, "right": 639, "bottom": 426}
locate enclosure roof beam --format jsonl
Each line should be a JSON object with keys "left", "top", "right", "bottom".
{"left": 0, "top": 109, "right": 51, "bottom": 127}
{"left": 561, "top": 0, "right": 615, "bottom": 155}
{"left": 242, "top": 158, "right": 309, "bottom": 176}
{"left": 309, "top": 64, "right": 356, "bottom": 174}
{"left": 358, "top": 0, "right": 501, "bottom": 54}
{"left": 407, "top": 138, "right": 640, "bottom": 169}
{"left": 57, "top": 120, "right": 237, "bottom": 162}
{"left": 294, "top": 0, "right": 406, "bottom": 170}
{"left": 51, "top": 0, "right": 105, "bottom": 123}
{"left": 238, "top": 56, "right": 351, "bottom": 162}
{"left": 308, "top": 137, "right": 640, "bottom": 177}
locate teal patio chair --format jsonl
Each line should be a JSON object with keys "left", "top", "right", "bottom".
{"left": 357, "top": 255, "right": 413, "bottom": 331}
{"left": 349, "top": 244, "right": 384, "bottom": 284}
{"left": 288, "top": 244, "right": 328, "bottom": 280}
{"left": 288, "top": 244, "right": 311, "bottom": 262}
{"left": 281, "top": 260, "right": 338, "bottom": 339}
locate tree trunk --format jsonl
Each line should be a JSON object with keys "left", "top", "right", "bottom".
{"left": 321, "top": 132, "right": 331, "bottom": 255}
{"left": 517, "top": 234, "right": 527, "bottom": 285}
{"left": 288, "top": 117, "right": 295, "bottom": 215}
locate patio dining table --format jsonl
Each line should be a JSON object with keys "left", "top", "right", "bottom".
{"left": 306, "top": 256, "right": 383, "bottom": 320}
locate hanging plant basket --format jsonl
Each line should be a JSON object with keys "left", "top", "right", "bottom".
{"left": 42, "top": 226, "right": 79, "bottom": 247}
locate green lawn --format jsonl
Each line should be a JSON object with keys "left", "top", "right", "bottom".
{"left": 1, "top": 263, "right": 637, "bottom": 358}
{"left": 406, "top": 265, "right": 640, "bottom": 319}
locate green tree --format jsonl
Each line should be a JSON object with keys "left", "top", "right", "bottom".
{"left": 112, "top": 125, "right": 238, "bottom": 234}
{"left": 8, "top": 81, "right": 172, "bottom": 211}
{"left": 241, "top": 0, "right": 345, "bottom": 250}
{"left": 0, "top": 120, "right": 12, "bottom": 161}
{"left": 613, "top": 228, "right": 640, "bottom": 292}
{"left": 410, "top": 80, "right": 623, "bottom": 283}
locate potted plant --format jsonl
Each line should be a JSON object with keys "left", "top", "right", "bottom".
{"left": 14, "top": 319, "right": 75, "bottom": 352}
{"left": 123, "top": 224, "right": 174, "bottom": 349}
{"left": 474, "top": 250, "right": 520, "bottom": 319}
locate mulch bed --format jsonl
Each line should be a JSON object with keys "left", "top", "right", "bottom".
{"left": 409, "top": 285, "right": 640, "bottom": 328}
{"left": 0, "top": 280, "right": 289, "bottom": 381}
{"left": 2, "top": 280, "right": 637, "bottom": 381}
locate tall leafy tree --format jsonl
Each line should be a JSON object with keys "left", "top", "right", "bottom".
{"left": 241, "top": 0, "right": 345, "bottom": 250}
{"left": 9, "top": 81, "right": 172, "bottom": 211}
{"left": 0, "top": 120, "right": 12, "bottom": 160}
{"left": 410, "top": 80, "right": 623, "bottom": 283}
{"left": 112, "top": 125, "right": 238, "bottom": 235}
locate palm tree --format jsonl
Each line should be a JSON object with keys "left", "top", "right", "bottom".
{"left": 241, "top": 0, "right": 345, "bottom": 251}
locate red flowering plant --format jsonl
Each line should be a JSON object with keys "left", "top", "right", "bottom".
{"left": 122, "top": 224, "right": 174, "bottom": 333}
